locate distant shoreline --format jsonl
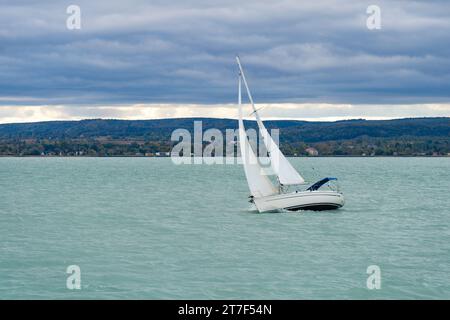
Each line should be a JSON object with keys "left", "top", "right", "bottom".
{"left": 1, "top": 118, "right": 449, "bottom": 157}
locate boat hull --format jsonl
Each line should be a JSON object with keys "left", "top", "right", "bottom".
{"left": 253, "top": 191, "right": 344, "bottom": 213}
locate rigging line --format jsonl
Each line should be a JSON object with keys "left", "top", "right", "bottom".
{"left": 249, "top": 106, "right": 266, "bottom": 117}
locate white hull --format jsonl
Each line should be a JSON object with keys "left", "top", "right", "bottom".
{"left": 253, "top": 191, "right": 345, "bottom": 213}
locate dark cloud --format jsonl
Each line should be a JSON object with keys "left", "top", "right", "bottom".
{"left": 0, "top": 0, "right": 449, "bottom": 105}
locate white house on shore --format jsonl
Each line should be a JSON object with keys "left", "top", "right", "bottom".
{"left": 305, "top": 147, "right": 319, "bottom": 156}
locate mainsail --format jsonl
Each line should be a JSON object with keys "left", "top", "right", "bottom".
{"left": 236, "top": 56, "right": 305, "bottom": 186}
{"left": 238, "top": 75, "right": 278, "bottom": 198}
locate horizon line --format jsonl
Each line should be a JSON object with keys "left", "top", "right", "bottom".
{"left": 1, "top": 115, "right": 450, "bottom": 126}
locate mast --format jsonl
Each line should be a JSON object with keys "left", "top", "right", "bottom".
{"left": 235, "top": 56, "right": 305, "bottom": 185}
{"left": 236, "top": 56, "right": 260, "bottom": 123}
{"left": 238, "top": 71, "right": 277, "bottom": 198}
{"left": 238, "top": 71, "right": 242, "bottom": 107}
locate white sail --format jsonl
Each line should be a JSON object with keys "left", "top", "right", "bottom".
{"left": 236, "top": 56, "right": 305, "bottom": 185}
{"left": 238, "top": 75, "right": 277, "bottom": 198}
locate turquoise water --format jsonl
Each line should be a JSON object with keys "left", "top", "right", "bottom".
{"left": 0, "top": 157, "right": 449, "bottom": 299}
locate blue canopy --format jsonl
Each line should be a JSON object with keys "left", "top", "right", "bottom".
{"left": 307, "top": 177, "right": 337, "bottom": 191}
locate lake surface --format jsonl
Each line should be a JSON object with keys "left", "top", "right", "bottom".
{"left": 0, "top": 157, "right": 449, "bottom": 299}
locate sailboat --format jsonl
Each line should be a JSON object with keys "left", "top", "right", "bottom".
{"left": 236, "top": 56, "right": 345, "bottom": 212}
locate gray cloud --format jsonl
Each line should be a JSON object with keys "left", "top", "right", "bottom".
{"left": 0, "top": 0, "right": 449, "bottom": 106}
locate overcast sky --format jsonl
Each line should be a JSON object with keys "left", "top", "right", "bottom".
{"left": 1, "top": 0, "right": 449, "bottom": 122}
